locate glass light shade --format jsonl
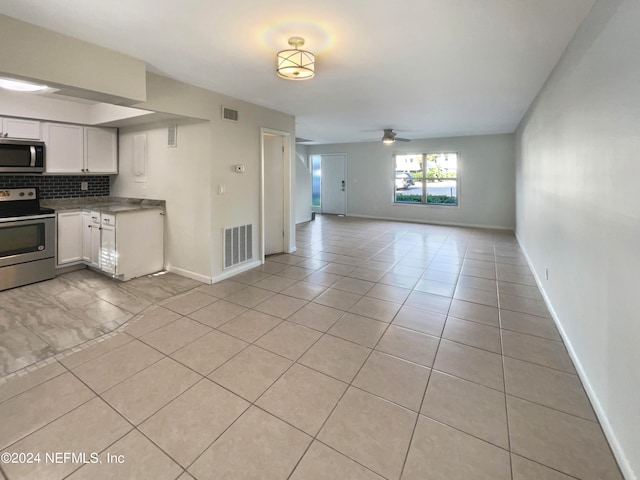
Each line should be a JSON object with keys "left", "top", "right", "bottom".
{"left": 0, "top": 78, "right": 49, "bottom": 92}
{"left": 382, "top": 137, "right": 395, "bottom": 144}
{"left": 276, "top": 49, "right": 315, "bottom": 80}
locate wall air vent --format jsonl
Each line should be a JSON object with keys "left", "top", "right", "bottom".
{"left": 167, "top": 125, "right": 177, "bottom": 148}
{"left": 223, "top": 224, "right": 253, "bottom": 269}
{"left": 222, "top": 106, "right": 239, "bottom": 122}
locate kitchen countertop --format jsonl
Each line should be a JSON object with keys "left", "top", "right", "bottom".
{"left": 41, "top": 196, "right": 165, "bottom": 214}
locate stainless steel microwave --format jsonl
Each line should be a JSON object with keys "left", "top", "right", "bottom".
{"left": 0, "top": 139, "right": 45, "bottom": 173}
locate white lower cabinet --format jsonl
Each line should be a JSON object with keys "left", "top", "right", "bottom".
{"left": 105, "top": 209, "right": 164, "bottom": 280}
{"left": 58, "top": 208, "right": 164, "bottom": 279}
{"left": 100, "top": 223, "right": 116, "bottom": 275}
{"left": 82, "top": 211, "right": 91, "bottom": 263}
{"left": 85, "top": 211, "right": 101, "bottom": 268}
{"left": 56, "top": 211, "right": 83, "bottom": 266}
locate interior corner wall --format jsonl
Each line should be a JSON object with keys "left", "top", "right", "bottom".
{"left": 515, "top": 0, "right": 640, "bottom": 477}
{"left": 307, "top": 134, "right": 515, "bottom": 229}
{"left": 112, "top": 74, "right": 295, "bottom": 283}
{"left": 112, "top": 120, "right": 213, "bottom": 282}
{"left": 295, "top": 144, "right": 312, "bottom": 224}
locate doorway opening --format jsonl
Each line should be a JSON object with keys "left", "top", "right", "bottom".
{"left": 310, "top": 153, "right": 347, "bottom": 216}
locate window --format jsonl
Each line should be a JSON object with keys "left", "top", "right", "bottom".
{"left": 394, "top": 152, "right": 458, "bottom": 206}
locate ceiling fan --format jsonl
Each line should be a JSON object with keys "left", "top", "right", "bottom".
{"left": 382, "top": 129, "right": 410, "bottom": 144}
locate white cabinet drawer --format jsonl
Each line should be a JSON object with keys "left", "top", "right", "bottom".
{"left": 101, "top": 213, "right": 115, "bottom": 226}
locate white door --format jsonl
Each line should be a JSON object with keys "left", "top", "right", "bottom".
{"left": 264, "top": 133, "right": 284, "bottom": 255}
{"left": 321, "top": 154, "right": 346, "bottom": 215}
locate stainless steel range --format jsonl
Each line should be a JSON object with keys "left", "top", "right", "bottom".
{"left": 0, "top": 187, "right": 55, "bottom": 291}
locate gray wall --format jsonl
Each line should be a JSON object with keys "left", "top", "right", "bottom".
{"left": 309, "top": 134, "right": 515, "bottom": 229}
{"left": 515, "top": 1, "right": 639, "bottom": 477}
{"left": 112, "top": 74, "right": 296, "bottom": 283}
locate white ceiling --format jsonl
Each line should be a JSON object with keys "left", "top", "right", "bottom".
{"left": 0, "top": 0, "right": 593, "bottom": 144}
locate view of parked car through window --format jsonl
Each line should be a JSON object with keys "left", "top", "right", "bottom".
{"left": 394, "top": 152, "right": 458, "bottom": 206}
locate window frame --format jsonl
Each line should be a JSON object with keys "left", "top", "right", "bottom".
{"left": 393, "top": 151, "right": 460, "bottom": 207}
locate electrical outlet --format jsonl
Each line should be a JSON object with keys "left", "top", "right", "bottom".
{"left": 80, "top": 181, "right": 88, "bottom": 191}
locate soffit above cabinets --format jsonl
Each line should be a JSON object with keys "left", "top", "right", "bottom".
{"left": 0, "top": 14, "right": 146, "bottom": 105}
{"left": 0, "top": 88, "right": 189, "bottom": 128}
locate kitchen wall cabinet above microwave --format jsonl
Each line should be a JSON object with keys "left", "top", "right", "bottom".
{"left": 0, "top": 117, "right": 41, "bottom": 140}
{"left": 42, "top": 123, "right": 118, "bottom": 174}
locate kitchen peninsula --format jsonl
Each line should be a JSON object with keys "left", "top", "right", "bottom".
{"left": 45, "top": 196, "right": 165, "bottom": 281}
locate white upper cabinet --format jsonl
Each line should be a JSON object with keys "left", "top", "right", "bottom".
{"left": 43, "top": 123, "right": 117, "bottom": 174}
{"left": 42, "top": 122, "right": 84, "bottom": 173}
{"left": 0, "top": 117, "right": 41, "bottom": 139}
{"left": 84, "top": 127, "right": 118, "bottom": 174}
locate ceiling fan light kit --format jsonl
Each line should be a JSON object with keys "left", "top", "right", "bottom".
{"left": 382, "top": 129, "right": 396, "bottom": 144}
{"left": 382, "top": 129, "right": 410, "bottom": 144}
{"left": 276, "top": 36, "right": 315, "bottom": 80}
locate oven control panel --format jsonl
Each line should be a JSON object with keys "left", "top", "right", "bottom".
{"left": 0, "top": 188, "right": 37, "bottom": 201}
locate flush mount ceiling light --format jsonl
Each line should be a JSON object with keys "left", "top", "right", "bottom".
{"left": 276, "top": 36, "right": 315, "bottom": 80}
{"left": 0, "top": 77, "right": 50, "bottom": 93}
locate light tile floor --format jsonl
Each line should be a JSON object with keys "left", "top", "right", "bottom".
{"left": 0, "top": 215, "right": 623, "bottom": 479}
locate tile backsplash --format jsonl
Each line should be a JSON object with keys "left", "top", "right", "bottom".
{"left": 0, "top": 175, "right": 110, "bottom": 199}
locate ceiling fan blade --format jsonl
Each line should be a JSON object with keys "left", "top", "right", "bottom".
{"left": 395, "top": 137, "right": 411, "bottom": 142}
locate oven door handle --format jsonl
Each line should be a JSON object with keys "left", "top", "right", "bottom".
{"left": 30, "top": 146, "right": 36, "bottom": 167}
{"left": 0, "top": 214, "right": 56, "bottom": 223}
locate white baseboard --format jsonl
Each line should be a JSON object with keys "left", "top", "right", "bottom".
{"left": 347, "top": 213, "right": 514, "bottom": 231}
{"left": 166, "top": 266, "right": 212, "bottom": 284}
{"left": 210, "top": 259, "right": 262, "bottom": 284}
{"left": 515, "top": 232, "right": 634, "bottom": 480}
